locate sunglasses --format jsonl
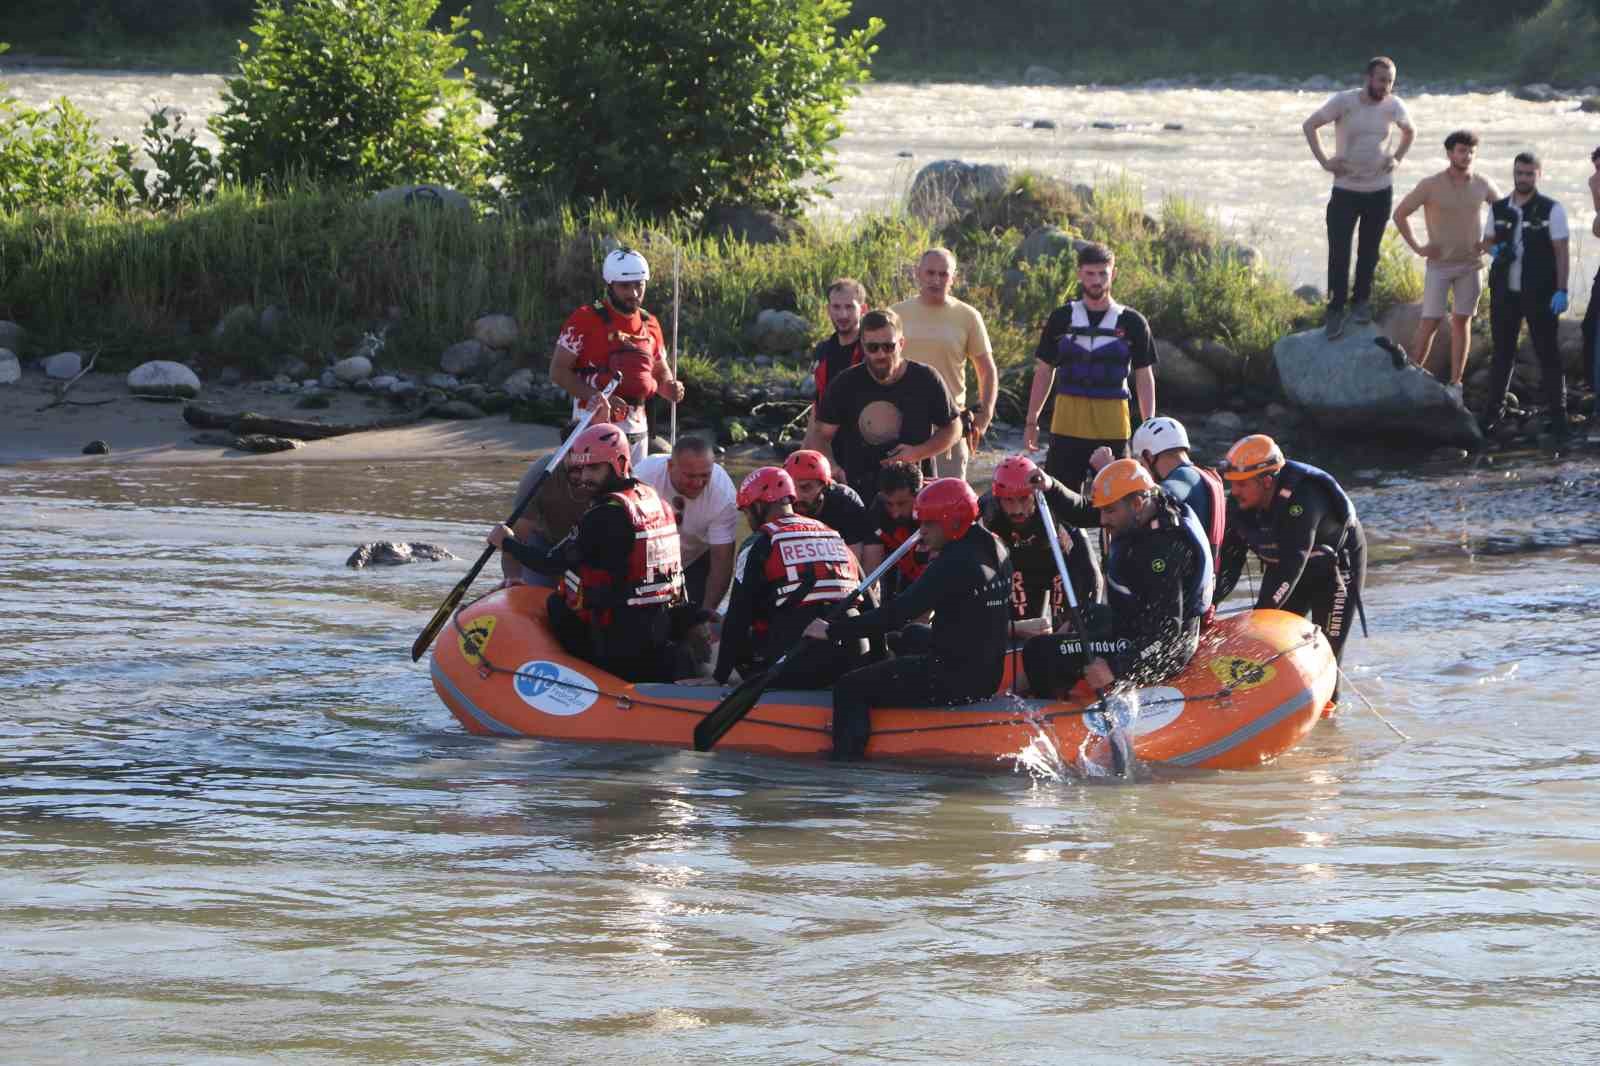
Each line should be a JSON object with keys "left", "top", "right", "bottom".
{"left": 862, "top": 340, "right": 898, "bottom": 353}
{"left": 672, "top": 495, "right": 686, "bottom": 519}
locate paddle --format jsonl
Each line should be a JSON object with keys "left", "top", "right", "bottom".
{"left": 1036, "top": 488, "right": 1134, "bottom": 776}
{"left": 693, "top": 529, "right": 923, "bottom": 752}
{"left": 669, "top": 246, "right": 680, "bottom": 447}
{"left": 410, "top": 373, "right": 621, "bottom": 662}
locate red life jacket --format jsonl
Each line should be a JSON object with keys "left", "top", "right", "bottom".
{"left": 572, "top": 301, "right": 659, "bottom": 404}
{"left": 761, "top": 514, "right": 861, "bottom": 606}
{"left": 562, "top": 484, "right": 683, "bottom": 625}
{"left": 878, "top": 517, "right": 930, "bottom": 585}
{"left": 1195, "top": 466, "right": 1228, "bottom": 575}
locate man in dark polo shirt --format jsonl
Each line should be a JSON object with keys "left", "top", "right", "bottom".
{"left": 808, "top": 277, "right": 867, "bottom": 430}
{"left": 804, "top": 308, "right": 961, "bottom": 501}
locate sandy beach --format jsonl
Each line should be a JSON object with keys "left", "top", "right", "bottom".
{"left": 0, "top": 370, "right": 559, "bottom": 466}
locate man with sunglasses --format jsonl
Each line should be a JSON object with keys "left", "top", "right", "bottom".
{"left": 805, "top": 308, "right": 962, "bottom": 502}
{"left": 1214, "top": 435, "right": 1367, "bottom": 705}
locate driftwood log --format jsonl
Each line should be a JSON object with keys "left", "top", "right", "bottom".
{"left": 182, "top": 403, "right": 424, "bottom": 440}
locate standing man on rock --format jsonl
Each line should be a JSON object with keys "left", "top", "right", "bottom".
{"left": 1303, "top": 56, "right": 1416, "bottom": 339}
{"left": 804, "top": 308, "right": 962, "bottom": 501}
{"left": 892, "top": 248, "right": 998, "bottom": 479}
{"left": 1393, "top": 131, "right": 1500, "bottom": 400}
{"left": 1480, "top": 152, "right": 1572, "bottom": 442}
{"left": 1581, "top": 146, "right": 1600, "bottom": 410}
{"left": 550, "top": 247, "right": 686, "bottom": 466}
{"left": 1024, "top": 243, "right": 1157, "bottom": 491}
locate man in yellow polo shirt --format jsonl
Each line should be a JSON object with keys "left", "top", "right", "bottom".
{"left": 1024, "top": 243, "right": 1158, "bottom": 491}
{"left": 891, "top": 248, "right": 998, "bottom": 480}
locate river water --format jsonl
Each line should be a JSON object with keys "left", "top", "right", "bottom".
{"left": 6, "top": 68, "right": 1600, "bottom": 294}
{"left": 3, "top": 446, "right": 1597, "bottom": 1063}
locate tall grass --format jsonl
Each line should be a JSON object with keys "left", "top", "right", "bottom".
{"left": 0, "top": 171, "right": 1317, "bottom": 404}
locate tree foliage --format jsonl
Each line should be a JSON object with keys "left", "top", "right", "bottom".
{"left": 485, "top": 0, "right": 882, "bottom": 218}
{"left": 211, "top": 0, "right": 487, "bottom": 192}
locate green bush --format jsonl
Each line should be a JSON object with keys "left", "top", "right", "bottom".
{"left": 112, "top": 109, "right": 222, "bottom": 213}
{"left": 486, "top": 0, "right": 881, "bottom": 217}
{"left": 211, "top": 0, "right": 488, "bottom": 193}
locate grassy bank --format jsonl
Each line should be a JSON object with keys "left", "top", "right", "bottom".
{"left": 0, "top": 172, "right": 1423, "bottom": 423}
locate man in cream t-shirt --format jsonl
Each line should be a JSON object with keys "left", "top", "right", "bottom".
{"left": 1393, "top": 129, "right": 1501, "bottom": 397}
{"left": 891, "top": 248, "right": 998, "bottom": 480}
{"left": 1303, "top": 56, "right": 1415, "bottom": 339}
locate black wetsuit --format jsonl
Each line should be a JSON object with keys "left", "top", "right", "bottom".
{"left": 979, "top": 478, "right": 1101, "bottom": 624}
{"left": 500, "top": 485, "right": 679, "bottom": 682}
{"left": 825, "top": 524, "right": 1012, "bottom": 760}
{"left": 798, "top": 482, "right": 874, "bottom": 547}
{"left": 1215, "top": 461, "right": 1366, "bottom": 684}
{"left": 1023, "top": 491, "right": 1212, "bottom": 698}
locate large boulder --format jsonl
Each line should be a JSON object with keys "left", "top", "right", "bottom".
{"left": 473, "top": 314, "right": 520, "bottom": 350}
{"left": 906, "top": 160, "right": 1013, "bottom": 224}
{"left": 367, "top": 184, "right": 472, "bottom": 213}
{"left": 744, "top": 309, "right": 813, "bottom": 354}
{"left": 441, "top": 338, "right": 495, "bottom": 376}
{"left": 0, "top": 349, "right": 18, "bottom": 385}
{"left": 701, "top": 203, "right": 804, "bottom": 245}
{"left": 128, "top": 360, "right": 202, "bottom": 399}
{"left": 0, "top": 320, "right": 24, "bottom": 353}
{"left": 332, "top": 354, "right": 374, "bottom": 384}
{"left": 1181, "top": 338, "right": 1241, "bottom": 381}
{"left": 501, "top": 367, "right": 536, "bottom": 399}
{"left": 1014, "top": 225, "right": 1082, "bottom": 266}
{"left": 346, "top": 542, "right": 457, "bottom": 568}
{"left": 1154, "top": 340, "right": 1222, "bottom": 409}
{"left": 1273, "top": 323, "right": 1482, "bottom": 446}
{"left": 1378, "top": 301, "right": 1422, "bottom": 347}
{"left": 43, "top": 352, "right": 83, "bottom": 380}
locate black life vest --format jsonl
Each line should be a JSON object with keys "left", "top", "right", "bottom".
{"left": 562, "top": 484, "right": 683, "bottom": 625}
{"left": 1488, "top": 193, "right": 1559, "bottom": 301}
{"left": 1106, "top": 492, "right": 1214, "bottom": 625}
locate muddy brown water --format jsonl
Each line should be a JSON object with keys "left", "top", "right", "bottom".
{"left": 2, "top": 443, "right": 1597, "bottom": 1063}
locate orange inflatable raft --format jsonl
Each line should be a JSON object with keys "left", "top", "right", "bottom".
{"left": 430, "top": 587, "right": 1337, "bottom": 771}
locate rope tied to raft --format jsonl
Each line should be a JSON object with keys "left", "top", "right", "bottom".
{"left": 446, "top": 597, "right": 1327, "bottom": 739}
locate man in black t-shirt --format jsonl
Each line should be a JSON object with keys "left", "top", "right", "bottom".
{"left": 804, "top": 307, "right": 961, "bottom": 501}
{"left": 1024, "top": 243, "right": 1158, "bottom": 491}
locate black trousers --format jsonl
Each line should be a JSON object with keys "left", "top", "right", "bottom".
{"left": 1281, "top": 529, "right": 1367, "bottom": 701}
{"left": 548, "top": 594, "right": 677, "bottom": 682}
{"left": 1045, "top": 433, "right": 1127, "bottom": 497}
{"left": 830, "top": 657, "right": 991, "bottom": 760}
{"left": 1326, "top": 186, "right": 1392, "bottom": 310}
{"left": 1485, "top": 288, "right": 1566, "bottom": 424}
{"left": 1581, "top": 266, "right": 1599, "bottom": 393}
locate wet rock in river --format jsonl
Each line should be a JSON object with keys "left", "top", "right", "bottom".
{"left": 346, "top": 542, "right": 457, "bottom": 568}
{"left": 82, "top": 440, "right": 110, "bottom": 455}
{"left": 235, "top": 434, "right": 303, "bottom": 453}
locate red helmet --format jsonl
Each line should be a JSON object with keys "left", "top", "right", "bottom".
{"left": 914, "top": 477, "right": 980, "bottom": 540}
{"left": 567, "top": 423, "right": 631, "bottom": 478}
{"left": 736, "top": 466, "right": 797, "bottom": 509}
{"left": 991, "top": 454, "right": 1042, "bottom": 499}
{"left": 783, "top": 449, "right": 833, "bottom": 485}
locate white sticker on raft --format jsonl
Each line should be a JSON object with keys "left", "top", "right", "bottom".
{"left": 512, "top": 659, "right": 599, "bottom": 717}
{"left": 1082, "top": 686, "right": 1185, "bottom": 737}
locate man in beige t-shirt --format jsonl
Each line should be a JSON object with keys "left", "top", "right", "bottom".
{"left": 1393, "top": 130, "right": 1500, "bottom": 395}
{"left": 891, "top": 248, "right": 997, "bottom": 480}
{"left": 1303, "top": 57, "right": 1415, "bottom": 338}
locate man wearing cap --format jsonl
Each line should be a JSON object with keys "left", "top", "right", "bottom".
{"left": 551, "top": 247, "right": 687, "bottom": 465}
{"left": 803, "top": 478, "right": 1013, "bottom": 761}
{"left": 487, "top": 423, "right": 686, "bottom": 681}
{"left": 1017, "top": 459, "right": 1213, "bottom": 700}
{"left": 714, "top": 467, "right": 866, "bottom": 688}
{"left": 1215, "top": 435, "right": 1367, "bottom": 695}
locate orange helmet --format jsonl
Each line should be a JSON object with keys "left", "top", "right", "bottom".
{"left": 736, "top": 466, "right": 796, "bottom": 509}
{"left": 1090, "top": 457, "right": 1158, "bottom": 509}
{"left": 567, "top": 423, "right": 631, "bottom": 478}
{"left": 991, "top": 454, "right": 1042, "bottom": 499}
{"left": 1218, "top": 434, "right": 1286, "bottom": 481}
{"left": 913, "top": 477, "right": 980, "bottom": 540}
{"left": 783, "top": 449, "right": 833, "bottom": 485}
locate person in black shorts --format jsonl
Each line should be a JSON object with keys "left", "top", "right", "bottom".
{"left": 803, "top": 308, "right": 961, "bottom": 501}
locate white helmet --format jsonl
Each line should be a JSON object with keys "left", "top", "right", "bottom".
{"left": 1130, "top": 416, "right": 1191, "bottom": 459}
{"left": 602, "top": 248, "right": 650, "bottom": 284}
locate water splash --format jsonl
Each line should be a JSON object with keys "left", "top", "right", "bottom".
{"left": 1077, "top": 690, "right": 1141, "bottom": 779}
{"left": 1001, "top": 695, "right": 1070, "bottom": 782}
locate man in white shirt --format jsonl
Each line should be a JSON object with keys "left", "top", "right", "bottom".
{"left": 633, "top": 437, "right": 738, "bottom": 616}
{"left": 1480, "top": 152, "right": 1572, "bottom": 442}
{"left": 1303, "top": 56, "right": 1416, "bottom": 339}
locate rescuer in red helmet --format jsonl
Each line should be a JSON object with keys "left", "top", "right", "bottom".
{"left": 488, "top": 423, "right": 686, "bottom": 681}
{"left": 802, "top": 478, "right": 1013, "bottom": 761}
{"left": 979, "top": 453, "right": 1101, "bottom": 640}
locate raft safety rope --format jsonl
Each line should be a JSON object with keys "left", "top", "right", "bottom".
{"left": 448, "top": 597, "right": 1325, "bottom": 741}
